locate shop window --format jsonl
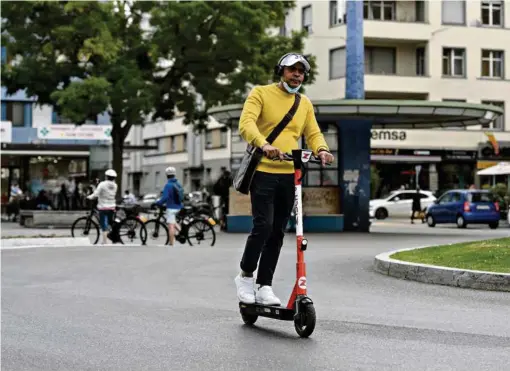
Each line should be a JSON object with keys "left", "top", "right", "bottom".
{"left": 5, "top": 102, "right": 25, "bottom": 127}
{"left": 302, "top": 123, "right": 339, "bottom": 187}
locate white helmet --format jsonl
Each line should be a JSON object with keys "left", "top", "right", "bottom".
{"left": 165, "top": 166, "right": 176, "bottom": 176}
{"left": 105, "top": 169, "right": 117, "bottom": 178}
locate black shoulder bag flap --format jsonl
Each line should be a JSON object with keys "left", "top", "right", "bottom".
{"left": 233, "top": 93, "right": 301, "bottom": 195}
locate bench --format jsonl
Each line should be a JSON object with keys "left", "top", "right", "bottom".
{"left": 19, "top": 210, "right": 89, "bottom": 228}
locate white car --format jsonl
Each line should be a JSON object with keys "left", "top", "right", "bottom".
{"left": 369, "top": 190, "right": 436, "bottom": 220}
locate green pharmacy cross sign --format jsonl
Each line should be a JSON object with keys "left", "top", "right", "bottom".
{"left": 104, "top": 128, "right": 112, "bottom": 137}
{"left": 40, "top": 127, "right": 50, "bottom": 137}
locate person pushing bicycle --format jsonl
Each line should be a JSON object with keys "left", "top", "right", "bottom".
{"left": 234, "top": 53, "right": 334, "bottom": 306}
{"left": 86, "top": 169, "right": 118, "bottom": 245}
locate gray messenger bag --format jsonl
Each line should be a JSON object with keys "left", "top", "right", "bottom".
{"left": 233, "top": 93, "right": 301, "bottom": 195}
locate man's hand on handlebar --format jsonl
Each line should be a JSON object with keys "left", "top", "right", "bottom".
{"left": 261, "top": 143, "right": 284, "bottom": 160}
{"left": 318, "top": 150, "right": 335, "bottom": 166}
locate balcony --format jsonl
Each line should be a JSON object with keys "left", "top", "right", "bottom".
{"left": 364, "top": 43, "right": 430, "bottom": 95}
{"left": 363, "top": 0, "right": 432, "bottom": 41}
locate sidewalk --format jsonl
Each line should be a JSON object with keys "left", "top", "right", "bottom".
{"left": 1, "top": 222, "right": 71, "bottom": 239}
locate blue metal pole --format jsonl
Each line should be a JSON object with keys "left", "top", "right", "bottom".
{"left": 345, "top": 0, "right": 364, "bottom": 99}
{"left": 340, "top": 0, "right": 371, "bottom": 232}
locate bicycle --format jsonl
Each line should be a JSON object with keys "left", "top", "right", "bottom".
{"left": 142, "top": 204, "right": 217, "bottom": 246}
{"left": 71, "top": 203, "right": 147, "bottom": 245}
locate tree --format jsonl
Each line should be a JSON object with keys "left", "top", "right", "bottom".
{"left": 1, "top": 0, "right": 314, "bottom": 193}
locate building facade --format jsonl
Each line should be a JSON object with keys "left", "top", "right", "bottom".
{"left": 1, "top": 47, "right": 113, "bottom": 206}
{"left": 130, "top": 0, "right": 509, "bottom": 198}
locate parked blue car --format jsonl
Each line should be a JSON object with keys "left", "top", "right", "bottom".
{"left": 425, "top": 190, "right": 500, "bottom": 229}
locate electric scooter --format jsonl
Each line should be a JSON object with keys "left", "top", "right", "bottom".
{"left": 239, "top": 149, "right": 328, "bottom": 338}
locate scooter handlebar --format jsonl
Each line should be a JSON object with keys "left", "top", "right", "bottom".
{"left": 271, "top": 152, "right": 330, "bottom": 165}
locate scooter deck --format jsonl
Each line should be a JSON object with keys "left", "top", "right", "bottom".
{"left": 239, "top": 302, "right": 295, "bottom": 321}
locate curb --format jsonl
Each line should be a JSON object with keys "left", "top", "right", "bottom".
{"left": 1, "top": 237, "right": 91, "bottom": 250}
{"left": 374, "top": 246, "right": 510, "bottom": 292}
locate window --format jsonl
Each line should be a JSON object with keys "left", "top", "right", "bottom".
{"left": 302, "top": 5, "right": 312, "bottom": 34}
{"left": 415, "top": 0, "right": 425, "bottom": 22}
{"left": 302, "top": 123, "right": 338, "bottom": 187}
{"left": 481, "top": 1, "right": 503, "bottom": 27}
{"left": 363, "top": 1, "right": 396, "bottom": 21}
{"left": 438, "top": 193, "right": 452, "bottom": 204}
{"left": 442, "top": 48, "right": 465, "bottom": 77}
{"left": 144, "top": 138, "right": 159, "bottom": 156}
{"left": 468, "top": 192, "right": 494, "bottom": 202}
{"left": 441, "top": 0, "right": 466, "bottom": 25}
{"left": 481, "top": 101, "right": 505, "bottom": 130}
{"left": 171, "top": 134, "right": 186, "bottom": 153}
{"left": 481, "top": 50, "right": 504, "bottom": 78}
{"left": 365, "top": 47, "right": 396, "bottom": 74}
{"left": 5, "top": 102, "right": 25, "bottom": 127}
{"left": 279, "top": 11, "right": 289, "bottom": 36}
{"left": 416, "top": 47, "right": 425, "bottom": 76}
{"left": 205, "top": 128, "right": 227, "bottom": 149}
{"left": 329, "top": 47, "right": 346, "bottom": 79}
{"left": 330, "top": 0, "right": 345, "bottom": 26}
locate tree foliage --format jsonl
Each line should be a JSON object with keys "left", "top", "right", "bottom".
{"left": 1, "top": 0, "right": 313, "bottom": 191}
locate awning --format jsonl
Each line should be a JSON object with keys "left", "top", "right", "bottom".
{"left": 209, "top": 100, "right": 504, "bottom": 129}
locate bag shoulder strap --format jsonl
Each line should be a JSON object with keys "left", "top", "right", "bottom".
{"left": 265, "top": 93, "right": 301, "bottom": 145}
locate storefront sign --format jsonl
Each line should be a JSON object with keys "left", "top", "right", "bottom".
{"left": 37, "top": 124, "right": 112, "bottom": 141}
{"left": 371, "top": 130, "right": 407, "bottom": 141}
{"left": 0, "top": 121, "right": 12, "bottom": 143}
{"left": 371, "top": 129, "right": 510, "bottom": 150}
{"left": 229, "top": 187, "right": 341, "bottom": 216}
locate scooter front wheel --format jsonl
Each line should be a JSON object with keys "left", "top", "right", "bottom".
{"left": 294, "top": 303, "right": 316, "bottom": 338}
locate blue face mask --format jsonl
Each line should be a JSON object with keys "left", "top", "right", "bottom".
{"left": 282, "top": 81, "right": 302, "bottom": 94}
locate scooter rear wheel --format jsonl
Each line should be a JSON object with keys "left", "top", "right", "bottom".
{"left": 294, "top": 304, "right": 316, "bottom": 338}
{"left": 241, "top": 312, "right": 258, "bottom": 326}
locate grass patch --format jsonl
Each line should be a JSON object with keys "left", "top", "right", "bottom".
{"left": 390, "top": 238, "right": 510, "bottom": 273}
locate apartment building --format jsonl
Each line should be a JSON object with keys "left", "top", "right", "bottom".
{"left": 129, "top": 1, "right": 510, "bottom": 196}
{"left": 281, "top": 0, "right": 510, "bottom": 192}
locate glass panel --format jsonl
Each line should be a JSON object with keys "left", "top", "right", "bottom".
{"left": 372, "top": 2, "right": 382, "bottom": 19}
{"left": 453, "top": 58, "right": 463, "bottom": 75}
{"left": 492, "top": 8, "right": 501, "bottom": 25}
{"left": 493, "top": 60, "right": 502, "bottom": 77}
{"left": 482, "top": 49, "right": 490, "bottom": 58}
{"left": 442, "top": 56, "right": 450, "bottom": 75}
{"left": 481, "top": 60, "right": 490, "bottom": 76}
{"left": 481, "top": 8, "right": 490, "bottom": 24}
{"left": 305, "top": 171, "right": 321, "bottom": 186}
{"left": 322, "top": 170, "right": 339, "bottom": 186}
{"left": 330, "top": 48, "right": 346, "bottom": 79}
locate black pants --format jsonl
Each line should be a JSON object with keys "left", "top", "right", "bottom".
{"left": 240, "top": 171, "right": 295, "bottom": 286}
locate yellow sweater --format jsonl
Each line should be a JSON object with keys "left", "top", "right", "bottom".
{"left": 239, "top": 84, "right": 330, "bottom": 174}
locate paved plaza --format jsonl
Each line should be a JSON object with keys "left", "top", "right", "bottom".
{"left": 2, "top": 223, "right": 510, "bottom": 370}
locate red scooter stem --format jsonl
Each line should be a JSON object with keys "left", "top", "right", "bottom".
{"left": 286, "top": 167, "right": 307, "bottom": 309}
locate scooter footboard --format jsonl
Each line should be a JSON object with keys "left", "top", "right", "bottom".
{"left": 239, "top": 302, "right": 294, "bottom": 321}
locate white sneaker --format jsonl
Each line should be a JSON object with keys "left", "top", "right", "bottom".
{"left": 255, "top": 286, "right": 281, "bottom": 306}
{"left": 234, "top": 274, "right": 255, "bottom": 304}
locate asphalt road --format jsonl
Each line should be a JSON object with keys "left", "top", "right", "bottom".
{"left": 2, "top": 223, "right": 510, "bottom": 371}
